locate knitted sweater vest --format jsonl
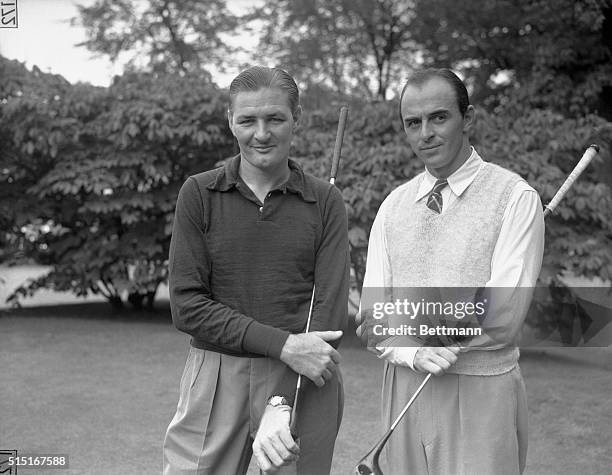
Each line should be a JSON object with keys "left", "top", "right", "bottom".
{"left": 384, "top": 162, "right": 523, "bottom": 375}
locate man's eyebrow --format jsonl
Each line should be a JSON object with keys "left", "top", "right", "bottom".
{"left": 235, "top": 109, "right": 289, "bottom": 119}
{"left": 234, "top": 112, "right": 254, "bottom": 119}
{"left": 403, "top": 108, "right": 450, "bottom": 121}
{"left": 428, "top": 108, "right": 450, "bottom": 117}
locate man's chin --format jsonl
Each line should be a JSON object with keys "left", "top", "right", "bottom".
{"left": 242, "top": 152, "right": 288, "bottom": 171}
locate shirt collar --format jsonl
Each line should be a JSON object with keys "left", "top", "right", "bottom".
{"left": 207, "top": 154, "right": 317, "bottom": 203}
{"left": 415, "top": 147, "right": 484, "bottom": 202}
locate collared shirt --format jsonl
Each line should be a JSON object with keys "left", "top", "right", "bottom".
{"left": 169, "top": 155, "right": 349, "bottom": 396}
{"left": 362, "top": 148, "right": 545, "bottom": 368}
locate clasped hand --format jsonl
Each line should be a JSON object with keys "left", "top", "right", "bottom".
{"left": 280, "top": 330, "right": 342, "bottom": 387}
{"left": 413, "top": 346, "right": 461, "bottom": 375}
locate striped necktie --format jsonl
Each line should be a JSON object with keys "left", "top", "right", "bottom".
{"left": 426, "top": 178, "right": 448, "bottom": 214}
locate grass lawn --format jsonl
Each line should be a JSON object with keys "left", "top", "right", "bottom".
{"left": 1, "top": 302, "right": 611, "bottom": 474}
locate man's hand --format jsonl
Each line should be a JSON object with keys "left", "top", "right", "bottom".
{"left": 413, "top": 346, "right": 461, "bottom": 375}
{"left": 253, "top": 404, "right": 300, "bottom": 473}
{"left": 280, "top": 331, "right": 342, "bottom": 387}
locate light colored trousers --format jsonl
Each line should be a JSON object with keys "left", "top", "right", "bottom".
{"left": 163, "top": 347, "right": 343, "bottom": 475}
{"left": 382, "top": 363, "right": 528, "bottom": 475}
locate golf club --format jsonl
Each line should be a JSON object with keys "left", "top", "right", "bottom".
{"left": 543, "top": 144, "right": 600, "bottom": 217}
{"left": 355, "top": 373, "right": 431, "bottom": 475}
{"left": 289, "top": 105, "right": 349, "bottom": 436}
{"left": 354, "top": 143, "right": 601, "bottom": 474}
{"left": 261, "top": 106, "right": 349, "bottom": 475}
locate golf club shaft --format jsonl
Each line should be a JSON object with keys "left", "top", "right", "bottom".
{"left": 289, "top": 289, "right": 316, "bottom": 434}
{"left": 389, "top": 373, "right": 431, "bottom": 431}
{"left": 262, "top": 108, "right": 349, "bottom": 475}
{"left": 289, "top": 105, "right": 349, "bottom": 435}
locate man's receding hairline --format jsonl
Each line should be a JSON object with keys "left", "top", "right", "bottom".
{"left": 398, "top": 68, "right": 470, "bottom": 121}
{"left": 400, "top": 79, "right": 463, "bottom": 116}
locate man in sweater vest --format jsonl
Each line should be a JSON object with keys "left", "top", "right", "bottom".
{"left": 356, "top": 69, "right": 544, "bottom": 474}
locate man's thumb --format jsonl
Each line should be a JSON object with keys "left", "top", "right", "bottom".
{"left": 312, "top": 330, "right": 343, "bottom": 341}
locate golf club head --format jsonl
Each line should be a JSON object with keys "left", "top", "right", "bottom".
{"left": 354, "top": 445, "right": 383, "bottom": 475}
{"left": 354, "top": 462, "right": 382, "bottom": 475}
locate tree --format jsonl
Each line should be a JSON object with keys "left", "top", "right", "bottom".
{"left": 254, "top": 0, "right": 612, "bottom": 116}
{"left": 411, "top": 0, "right": 612, "bottom": 117}
{"left": 1, "top": 56, "right": 234, "bottom": 309}
{"left": 0, "top": 57, "right": 74, "bottom": 263}
{"left": 252, "top": 0, "right": 420, "bottom": 100}
{"left": 73, "top": 0, "right": 239, "bottom": 76}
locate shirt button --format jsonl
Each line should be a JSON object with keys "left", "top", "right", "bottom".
{"left": 259, "top": 206, "right": 263, "bottom": 212}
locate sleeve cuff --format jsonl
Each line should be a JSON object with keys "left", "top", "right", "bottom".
{"left": 242, "top": 320, "right": 291, "bottom": 359}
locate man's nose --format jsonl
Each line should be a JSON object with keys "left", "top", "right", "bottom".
{"left": 254, "top": 120, "right": 271, "bottom": 141}
{"left": 420, "top": 120, "right": 434, "bottom": 141}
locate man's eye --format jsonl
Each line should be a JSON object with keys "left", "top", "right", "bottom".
{"left": 238, "top": 119, "right": 253, "bottom": 125}
{"left": 433, "top": 114, "right": 446, "bottom": 122}
{"left": 270, "top": 117, "right": 284, "bottom": 123}
{"left": 406, "top": 120, "right": 419, "bottom": 128}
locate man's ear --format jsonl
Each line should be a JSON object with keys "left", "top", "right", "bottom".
{"left": 292, "top": 105, "right": 303, "bottom": 130}
{"left": 227, "top": 109, "right": 235, "bottom": 135}
{"left": 463, "top": 105, "right": 476, "bottom": 133}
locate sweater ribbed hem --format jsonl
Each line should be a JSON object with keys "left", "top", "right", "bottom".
{"left": 446, "top": 347, "right": 519, "bottom": 375}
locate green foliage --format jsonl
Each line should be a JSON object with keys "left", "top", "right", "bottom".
{"left": 1, "top": 56, "right": 234, "bottom": 308}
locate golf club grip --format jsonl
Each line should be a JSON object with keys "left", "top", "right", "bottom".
{"left": 544, "top": 144, "right": 599, "bottom": 218}
{"left": 330, "top": 106, "right": 349, "bottom": 184}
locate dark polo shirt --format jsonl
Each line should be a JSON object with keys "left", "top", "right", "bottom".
{"left": 169, "top": 155, "right": 349, "bottom": 377}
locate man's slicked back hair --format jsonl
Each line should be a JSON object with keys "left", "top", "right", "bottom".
{"left": 398, "top": 68, "right": 470, "bottom": 122}
{"left": 229, "top": 66, "right": 300, "bottom": 119}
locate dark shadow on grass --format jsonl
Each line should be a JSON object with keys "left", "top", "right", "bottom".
{"left": 0, "top": 299, "right": 173, "bottom": 324}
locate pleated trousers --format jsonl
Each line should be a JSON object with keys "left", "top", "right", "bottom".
{"left": 382, "top": 363, "right": 528, "bottom": 475}
{"left": 163, "top": 347, "right": 343, "bottom": 475}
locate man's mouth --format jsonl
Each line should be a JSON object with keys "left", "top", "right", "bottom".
{"left": 252, "top": 145, "right": 275, "bottom": 153}
{"left": 420, "top": 144, "right": 441, "bottom": 151}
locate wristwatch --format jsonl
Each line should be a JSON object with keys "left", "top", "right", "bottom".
{"left": 267, "top": 395, "right": 291, "bottom": 407}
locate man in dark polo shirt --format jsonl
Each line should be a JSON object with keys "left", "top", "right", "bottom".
{"left": 163, "top": 66, "right": 350, "bottom": 474}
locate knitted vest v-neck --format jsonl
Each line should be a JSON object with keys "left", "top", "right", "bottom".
{"left": 384, "top": 162, "right": 523, "bottom": 375}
